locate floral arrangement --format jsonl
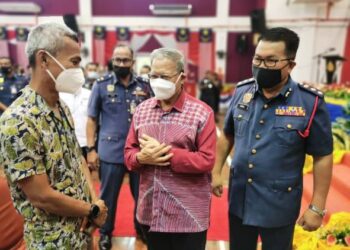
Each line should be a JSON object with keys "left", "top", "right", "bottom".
{"left": 293, "top": 212, "right": 350, "bottom": 250}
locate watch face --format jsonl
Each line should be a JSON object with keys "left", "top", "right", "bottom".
{"left": 91, "top": 205, "right": 100, "bottom": 218}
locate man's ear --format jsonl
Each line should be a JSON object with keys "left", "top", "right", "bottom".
{"left": 37, "top": 50, "right": 48, "bottom": 68}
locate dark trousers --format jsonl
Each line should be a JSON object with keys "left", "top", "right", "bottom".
{"left": 99, "top": 161, "right": 141, "bottom": 236}
{"left": 229, "top": 214, "right": 294, "bottom": 250}
{"left": 140, "top": 224, "right": 207, "bottom": 250}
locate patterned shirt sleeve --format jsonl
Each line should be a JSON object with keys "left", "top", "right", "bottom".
{"left": 170, "top": 110, "right": 216, "bottom": 174}
{"left": 0, "top": 116, "right": 45, "bottom": 183}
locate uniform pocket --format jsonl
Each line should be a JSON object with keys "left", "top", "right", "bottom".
{"left": 273, "top": 117, "right": 306, "bottom": 147}
{"left": 233, "top": 109, "right": 250, "bottom": 137}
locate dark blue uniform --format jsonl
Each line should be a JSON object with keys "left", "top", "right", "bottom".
{"left": 0, "top": 73, "right": 28, "bottom": 115}
{"left": 223, "top": 77, "right": 333, "bottom": 249}
{"left": 88, "top": 73, "right": 151, "bottom": 237}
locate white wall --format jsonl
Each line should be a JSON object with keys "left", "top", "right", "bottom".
{"left": 266, "top": 0, "right": 350, "bottom": 83}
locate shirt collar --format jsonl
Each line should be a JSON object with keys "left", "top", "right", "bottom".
{"left": 256, "top": 76, "right": 294, "bottom": 103}
{"left": 116, "top": 73, "right": 137, "bottom": 87}
{"left": 25, "top": 86, "right": 55, "bottom": 117}
{"left": 151, "top": 89, "right": 186, "bottom": 113}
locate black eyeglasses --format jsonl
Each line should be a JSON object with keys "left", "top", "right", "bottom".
{"left": 252, "top": 57, "right": 293, "bottom": 68}
{"left": 149, "top": 73, "right": 179, "bottom": 81}
{"left": 112, "top": 57, "right": 133, "bottom": 65}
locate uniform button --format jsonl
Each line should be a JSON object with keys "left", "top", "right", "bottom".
{"left": 238, "top": 114, "right": 243, "bottom": 119}
{"left": 107, "top": 136, "right": 111, "bottom": 140}
{"left": 255, "top": 134, "right": 261, "bottom": 139}
{"left": 288, "top": 187, "right": 292, "bottom": 192}
{"left": 251, "top": 149, "right": 257, "bottom": 154}
{"left": 248, "top": 163, "right": 254, "bottom": 169}
{"left": 248, "top": 178, "right": 253, "bottom": 183}
{"left": 287, "top": 124, "right": 292, "bottom": 129}
{"left": 127, "top": 109, "right": 130, "bottom": 112}
{"left": 126, "top": 89, "right": 129, "bottom": 92}
{"left": 263, "top": 104, "right": 268, "bottom": 109}
{"left": 126, "top": 99, "right": 130, "bottom": 103}
{"left": 128, "top": 118, "right": 131, "bottom": 122}
{"left": 112, "top": 99, "right": 115, "bottom": 103}
{"left": 259, "top": 119, "right": 264, "bottom": 125}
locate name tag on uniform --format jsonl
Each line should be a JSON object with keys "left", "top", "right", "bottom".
{"left": 238, "top": 103, "right": 248, "bottom": 111}
{"left": 275, "top": 106, "right": 306, "bottom": 116}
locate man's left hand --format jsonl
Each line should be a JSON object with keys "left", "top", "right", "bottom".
{"left": 297, "top": 209, "right": 323, "bottom": 231}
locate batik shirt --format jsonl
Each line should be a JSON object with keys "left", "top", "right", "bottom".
{"left": 0, "top": 86, "right": 92, "bottom": 249}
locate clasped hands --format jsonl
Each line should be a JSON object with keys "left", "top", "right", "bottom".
{"left": 136, "top": 134, "right": 173, "bottom": 166}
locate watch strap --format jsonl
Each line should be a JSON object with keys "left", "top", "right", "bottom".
{"left": 308, "top": 204, "right": 326, "bottom": 218}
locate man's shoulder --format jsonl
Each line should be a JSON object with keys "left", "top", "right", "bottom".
{"left": 135, "top": 75, "right": 150, "bottom": 84}
{"left": 236, "top": 78, "right": 256, "bottom": 88}
{"left": 95, "top": 73, "right": 114, "bottom": 85}
{"left": 297, "top": 82, "right": 324, "bottom": 98}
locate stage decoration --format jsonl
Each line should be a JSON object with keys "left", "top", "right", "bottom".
{"left": 176, "top": 28, "right": 190, "bottom": 42}
{"left": 199, "top": 28, "right": 212, "bottom": 43}
{"left": 117, "top": 27, "right": 130, "bottom": 41}
{"left": 93, "top": 26, "right": 106, "bottom": 39}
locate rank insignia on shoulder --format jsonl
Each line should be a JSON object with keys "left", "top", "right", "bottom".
{"left": 298, "top": 83, "right": 324, "bottom": 97}
{"left": 236, "top": 78, "right": 255, "bottom": 88}
{"left": 107, "top": 84, "right": 115, "bottom": 92}
{"left": 275, "top": 106, "right": 306, "bottom": 116}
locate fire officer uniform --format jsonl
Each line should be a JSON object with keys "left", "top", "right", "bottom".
{"left": 223, "top": 77, "right": 333, "bottom": 249}
{"left": 0, "top": 73, "right": 28, "bottom": 115}
{"left": 88, "top": 72, "right": 151, "bottom": 239}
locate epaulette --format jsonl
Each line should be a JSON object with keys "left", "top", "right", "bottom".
{"left": 298, "top": 83, "right": 324, "bottom": 98}
{"left": 236, "top": 78, "right": 255, "bottom": 88}
{"left": 96, "top": 74, "right": 113, "bottom": 83}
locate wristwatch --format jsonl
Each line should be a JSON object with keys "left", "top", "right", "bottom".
{"left": 88, "top": 204, "right": 100, "bottom": 220}
{"left": 87, "top": 146, "right": 96, "bottom": 153}
{"left": 308, "top": 204, "right": 327, "bottom": 218}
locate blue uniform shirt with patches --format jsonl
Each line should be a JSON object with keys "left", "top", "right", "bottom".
{"left": 0, "top": 73, "right": 28, "bottom": 115}
{"left": 88, "top": 73, "right": 151, "bottom": 164}
{"left": 223, "top": 77, "right": 333, "bottom": 228}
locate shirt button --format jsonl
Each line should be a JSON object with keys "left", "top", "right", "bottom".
{"left": 248, "top": 178, "right": 253, "bottom": 183}
{"left": 259, "top": 119, "right": 264, "bottom": 125}
{"left": 288, "top": 187, "right": 292, "bottom": 192}
{"left": 248, "top": 163, "right": 254, "bottom": 169}
{"left": 112, "top": 99, "right": 115, "bottom": 103}
{"left": 251, "top": 149, "right": 257, "bottom": 154}
{"left": 238, "top": 114, "right": 243, "bottom": 120}
{"left": 107, "top": 136, "right": 111, "bottom": 140}
{"left": 263, "top": 104, "right": 268, "bottom": 109}
{"left": 255, "top": 134, "right": 261, "bottom": 139}
{"left": 287, "top": 124, "right": 292, "bottom": 129}
{"left": 128, "top": 118, "right": 131, "bottom": 122}
{"left": 126, "top": 99, "right": 130, "bottom": 103}
{"left": 126, "top": 89, "right": 129, "bottom": 93}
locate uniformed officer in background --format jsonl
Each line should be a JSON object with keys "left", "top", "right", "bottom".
{"left": 212, "top": 27, "right": 333, "bottom": 250}
{"left": 0, "top": 57, "right": 28, "bottom": 115}
{"left": 87, "top": 45, "right": 151, "bottom": 250}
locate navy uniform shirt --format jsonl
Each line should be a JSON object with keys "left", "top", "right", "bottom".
{"left": 88, "top": 73, "right": 151, "bottom": 164}
{"left": 0, "top": 73, "right": 28, "bottom": 115}
{"left": 223, "top": 77, "right": 333, "bottom": 228}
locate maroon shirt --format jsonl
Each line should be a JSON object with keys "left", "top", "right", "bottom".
{"left": 125, "top": 90, "right": 216, "bottom": 232}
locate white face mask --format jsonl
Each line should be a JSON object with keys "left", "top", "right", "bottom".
{"left": 150, "top": 73, "right": 182, "bottom": 100}
{"left": 45, "top": 51, "right": 85, "bottom": 94}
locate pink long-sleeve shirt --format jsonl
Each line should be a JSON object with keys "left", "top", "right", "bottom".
{"left": 124, "top": 90, "right": 216, "bottom": 232}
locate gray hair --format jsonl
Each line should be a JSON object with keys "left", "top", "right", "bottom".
{"left": 150, "top": 48, "right": 185, "bottom": 73}
{"left": 25, "top": 22, "right": 78, "bottom": 68}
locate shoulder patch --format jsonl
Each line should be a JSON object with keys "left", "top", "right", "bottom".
{"left": 236, "top": 78, "right": 255, "bottom": 88}
{"left": 298, "top": 83, "right": 324, "bottom": 97}
{"left": 96, "top": 74, "right": 113, "bottom": 83}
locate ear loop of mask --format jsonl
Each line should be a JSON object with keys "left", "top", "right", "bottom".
{"left": 45, "top": 51, "right": 66, "bottom": 82}
{"left": 45, "top": 51, "right": 67, "bottom": 71}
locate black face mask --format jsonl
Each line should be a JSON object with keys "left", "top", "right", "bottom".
{"left": 0, "top": 66, "right": 11, "bottom": 76}
{"left": 113, "top": 66, "right": 131, "bottom": 79}
{"left": 252, "top": 65, "right": 284, "bottom": 89}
